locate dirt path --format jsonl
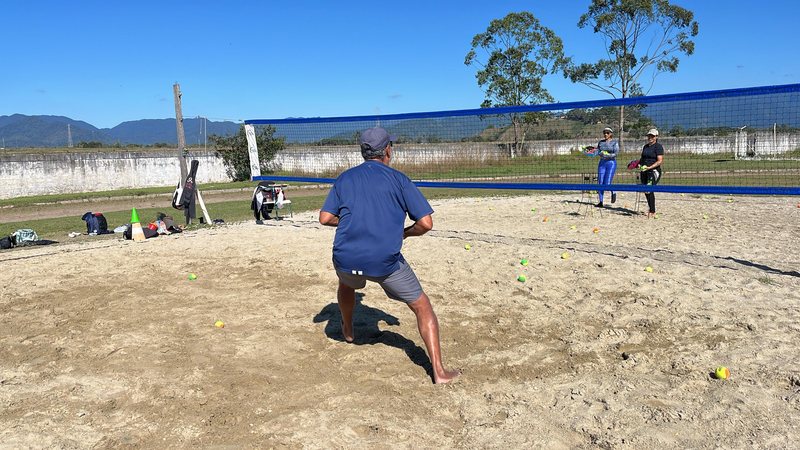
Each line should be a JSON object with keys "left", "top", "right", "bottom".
{"left": 0, "top": 186, "right": 330, "bottom": 222}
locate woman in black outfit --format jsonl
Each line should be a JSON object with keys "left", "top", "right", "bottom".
{"left": 638, "top": 129, "right": 664, "bottom": 218}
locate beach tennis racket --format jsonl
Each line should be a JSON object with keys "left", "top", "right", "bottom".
{"left": 627, "top": 159, "right": 640, "bottom": 170}
{"left": 581, "top": 145, "right": 598, "bottom": 157}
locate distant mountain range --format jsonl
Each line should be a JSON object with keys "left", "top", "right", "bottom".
{"left": 0, "top": 114, "right": 241, "bottom": 148}
{"left": 0, "top": 113, "right": 500, "bottom": 148}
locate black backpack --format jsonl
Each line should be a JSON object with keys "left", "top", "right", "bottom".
{"left": 96, "top": 214, "right": 109, "bottom": 233}
{"left": 0, "top": 236, "right": 12, "bottom": 249}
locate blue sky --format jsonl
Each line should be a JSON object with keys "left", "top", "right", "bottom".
{"left": 1, "top": 0, "right": 798, "bottom": 129}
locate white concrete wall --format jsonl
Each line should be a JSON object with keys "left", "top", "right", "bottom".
{"left": 0, "top": 150, "right": 228, "bottom": 199}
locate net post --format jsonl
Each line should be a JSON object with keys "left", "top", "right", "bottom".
{"left": 245, "top": 124, "right": 261, "bottom": 180}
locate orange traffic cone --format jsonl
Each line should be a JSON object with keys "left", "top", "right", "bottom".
{"left": 130, "top": 208, "right": 146, "bottom": 242}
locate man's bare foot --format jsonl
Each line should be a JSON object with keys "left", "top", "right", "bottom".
{"left": 434, "top": 369, "right": 462, "bottom": 384}
{"left": 341, "top": 321, "right": 354, "bottom": 343}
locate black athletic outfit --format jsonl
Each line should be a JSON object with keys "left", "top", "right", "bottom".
{"left": 639, "top": 142, "right": 664, "bottom": 213}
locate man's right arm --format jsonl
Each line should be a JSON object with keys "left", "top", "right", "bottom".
{"left": 403, "top": 214, "right": 432, "bottom": 239}
{"left": 319, "top": 211, "right": 339, "bottom": 227}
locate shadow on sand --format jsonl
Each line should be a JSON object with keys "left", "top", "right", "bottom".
{"left": 312, "top": 293, "right": 433, "bottom": 381}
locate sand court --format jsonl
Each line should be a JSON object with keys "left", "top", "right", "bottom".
{"left": 1, "top": 192, "right": 799, "bottom": 448}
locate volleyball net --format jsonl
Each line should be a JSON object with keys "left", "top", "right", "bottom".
{"left": 245, "top": 83, "right": 800, "bottom": 195}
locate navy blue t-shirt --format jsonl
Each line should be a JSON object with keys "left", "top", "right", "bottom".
{"left": 322, "top": 160, "right": 434, "bottom": 277}
{"left": 640, "top": 142, "right": 664, "bottom": 167}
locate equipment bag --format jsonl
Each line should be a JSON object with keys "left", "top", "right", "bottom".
{"left": 123, "top": 224, "right": 159, "bottom": 240}
{"left": 11, "top": 229, "right": 39, "bottom": 245}
{"left": 171, "top": 182, "right": 184, "bottom": 210}
{"left": 96, "top": 213, "right": 109, "bottom": 233}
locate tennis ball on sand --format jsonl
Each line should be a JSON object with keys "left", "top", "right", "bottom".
{"left": 644, "top": 266, "right": 654, "bottom": 273}
{"left": 464, "top": 244, "right": 471, "bottom": 250}
{"left": 520, "top": 259, "right": 529, "bottom": 266}
{"left": 703, "top": 214, "right": 708, "bottom": 220}
{"left": 715, "top": 366, "right": 730, "bottom": 380}
{"left": 592, "top": 227, "right": 600, "bottom": 234}
{"left": 569, "top": 225, "right": 577, "bottom": 230}
{"left": 214, "top": 320, "right": 225, "bottom": 328}
{"left": 542, "top": 216, "right": 549, "bottom": 223}
{"left": 188, "top": 273, "right": 197, "bottom": 280}
{"left": 517, "top": 274, "right": 527, "bottom": 282}
{"left": 561, "top": 252, "right": 570, "bottom": 260}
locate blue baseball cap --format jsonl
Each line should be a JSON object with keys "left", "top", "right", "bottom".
{"left": 360, "top": 127, "right": 396, "bottom": 157}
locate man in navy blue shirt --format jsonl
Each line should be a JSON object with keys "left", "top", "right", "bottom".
{"left": 319, "top": 127, "right": 460, "bottom": 384}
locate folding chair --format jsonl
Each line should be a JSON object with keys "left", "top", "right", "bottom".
{"left": 252, "top": 182, "right": 292, "bottom": 221}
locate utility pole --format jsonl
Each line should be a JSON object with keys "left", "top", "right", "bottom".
{"left": 196, "top": 115, "right": 208, "bottom": 150}
{"left": 173, "top": 83, "right": 188, "bottom": 182}
{"left": 173, "top": 84, "right": 211, "bottom": 226}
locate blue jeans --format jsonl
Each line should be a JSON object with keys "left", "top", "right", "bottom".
{"left": 597, "top": 159, "right": 617, "bottom": 202}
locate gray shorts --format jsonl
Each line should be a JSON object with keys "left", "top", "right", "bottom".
{"left": 336, "top": 259, "right": 423, "bottom": 304}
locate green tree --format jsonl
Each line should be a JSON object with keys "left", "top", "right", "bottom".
{"left": 565, "top": 0, "right": 699, "bottom": 148}
{"left": 564, "top": 105, "right": 653, "bottom": 133}
{"left": 465, "top": 11, "right": 566, "bottom": 157}
{"left": 210, "top": 125, "right": 285, "bottom": 181}
{"left": 77, "top": 141, "right": 103, "bottom": 148}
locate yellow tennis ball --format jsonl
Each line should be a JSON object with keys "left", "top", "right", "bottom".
{"left": 214, "top": 320, "right": 225, "bottom": 328}
{"left": 520, "top": 259, "right": 529, "bottom": 266}
{"left": 517, "top": 274, "right": 527, "bottom": 282}
{"left": 715, "top": 366, "right": 730, "bottom": 380}
{"left": 188, "top": 273, "right": 197, "bottom": 281}
{"left": 464, "top": 244, "right": 471, "bottom": 250}
{"left": 561, "top": 252, "right": 569, "bottom": 260}
{"left": 645, "top": 266, "right": 653, "bottom": 273}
